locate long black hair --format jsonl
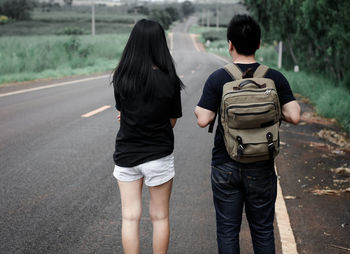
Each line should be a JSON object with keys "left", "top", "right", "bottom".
{"left": 112, "top": 19, "right": 183, "bottom": 100}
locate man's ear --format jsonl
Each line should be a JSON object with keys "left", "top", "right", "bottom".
{"left": 228, "top": 40, "right": 234, "bottom": 51}
{"left": 228, "top": 41, "right": 235, "bottom": 53}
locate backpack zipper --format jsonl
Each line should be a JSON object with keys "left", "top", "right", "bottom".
{"left": 223, "top": 88, "right": 277, "bottom": 100}
{"left": 234, "top": 110, "right": 270, "bottom": 116}
{"left": 225, "top": 102, "right": 276, "bottom": 120}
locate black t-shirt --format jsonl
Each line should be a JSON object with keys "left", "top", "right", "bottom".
{"left": 113, "top": 70, "right": 182, "bottom": 167}
{"left": 197, "top": 63, "right": 295, "bottom": 166}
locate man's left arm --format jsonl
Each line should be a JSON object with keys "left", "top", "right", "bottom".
{"left": 194, "top": 106, "right": 216, "bottom": 128}
{"left": 282, "top": 100, "right": 301, "bottom": 125}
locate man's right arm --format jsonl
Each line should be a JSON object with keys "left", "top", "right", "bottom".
{"left": 281, "top": 100, "right": 301, "bottom": 124}
{"left": 194, "top": 106, "right": 216, "bottom": 128}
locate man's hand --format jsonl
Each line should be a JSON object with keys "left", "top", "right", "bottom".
{"left": 194, "top": 106, "right": 216, "bottom": 128}
{"left": 281, "top": 100, "right": 301, "bottom": 124}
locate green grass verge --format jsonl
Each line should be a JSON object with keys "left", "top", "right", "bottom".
{"left": 283, "top": 71, "right": 350, "bottom": 132}
{"left": 0, "top": 34, "right": 128, "bottom": 84}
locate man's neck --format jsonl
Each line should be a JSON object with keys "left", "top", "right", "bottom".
{"left": 232, "top": 54, "right": 256, "bottom": 64}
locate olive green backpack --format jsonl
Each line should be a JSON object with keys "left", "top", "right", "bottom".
{"left": 220, "top": 63, "right": 281, "bottom": 163}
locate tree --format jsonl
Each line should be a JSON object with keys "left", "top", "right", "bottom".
{"left": 0, "top": 0, "right": 33, "bottom": 20}
{"left": 63, "top": 0, "right": 73, "bottom": 7}
{"left": 245, "top": 0, "right": 350, "bottom": 82}
{"left": 165, "top": 7, "right": 180, "bottom": 22}
{"left": 181, "top": 1, "right": 195, "bottom": 18}
{"left": 148, "top": 9, "right": 172, "bottom": 30}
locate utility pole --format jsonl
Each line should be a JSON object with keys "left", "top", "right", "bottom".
{"left": 91, "top": 0, "right": 95, "bottom": 36}
{"left": 216, "top": 6, "right": 219, "bottom": 30}
{"left": 278, "top": 41, "right": 283, "bottom": 69}
{"left": 134, "top": 8, "right": 138, "bottom": 24}
{"left": 206, "top": 9, "right": 210, "bottom": 29}
{"left": 201, "top": 9, "right": 205, "bottom": 27}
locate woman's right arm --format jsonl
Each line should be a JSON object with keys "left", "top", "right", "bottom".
{"left": 170, "top": 118, "right": 177, "bottom": 128}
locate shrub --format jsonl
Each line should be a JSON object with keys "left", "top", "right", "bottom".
{"left": 56, "top": 27, "right": 86, "bottom": 35}
{"left": 148, "top": 9, "right": 172, "bottom": 30}
{"left": 202, "top": 30, "right": 226, "bottom": 42}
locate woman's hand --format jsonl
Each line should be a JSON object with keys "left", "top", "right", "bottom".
{"left": 117, "top": 111, "right": 121, "bottom": 121}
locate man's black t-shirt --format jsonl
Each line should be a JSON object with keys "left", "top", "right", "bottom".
{"left": 197, "top": 63, "right": 295, "bottom": 166}
{"left": 114, "top": 69, "right": 182, "bottom": 167}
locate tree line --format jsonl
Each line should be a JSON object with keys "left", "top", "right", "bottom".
{"left": 244, "top": 0, "right": 350, "bottom": 86}
{"left": 0, "top": 0, "right": 195, "bottom": 31}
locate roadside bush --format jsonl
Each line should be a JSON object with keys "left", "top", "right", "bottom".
{"left": 202, "top": 30, "right": 226, "bottom": 42}
{"left": 148, "top": 9, "right": 172, "bottom": 30}
{"left": 56, "top": 27, "right": 86, "bottom": 35}
{"left": 63, "top": 36, "right": 92, "bottom": 64}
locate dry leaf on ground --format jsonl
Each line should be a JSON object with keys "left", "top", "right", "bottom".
{"left": 317, "top": 130, "right": 350, "bottom": 148}
{"left": 331, "top": 167, "right": 350, "bottom": 174}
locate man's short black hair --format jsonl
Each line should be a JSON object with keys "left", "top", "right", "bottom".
{"left": 227, "top": 14, "right": 261, "bottom": 56}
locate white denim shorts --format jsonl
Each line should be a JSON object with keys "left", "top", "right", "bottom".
{"left": 113, "top": 153, "right": 175, "bottom": 187}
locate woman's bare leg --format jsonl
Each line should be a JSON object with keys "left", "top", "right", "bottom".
{"left": 118, "top": 179, "right": 143, "bottom": 254}
{"left": 148, "top": 179, "right": 173, "bottom": 254}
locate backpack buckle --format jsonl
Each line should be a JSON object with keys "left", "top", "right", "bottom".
{"left": 237, "top": 136, "right": 245, "bottom": 161}
{"left": 266, "top": 132, "right": 274, "bottom": 159}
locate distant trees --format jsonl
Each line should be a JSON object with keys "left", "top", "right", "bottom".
{"left": 245, "top": 0, "right": 350, "bottom": 83}
{"left": 63, "top": 0, "right": 73, "bottom": 7}
{"left": 127, "top": 5, "right": 149, "bottom": 15}
{"left": 148, "top": 7, "right": 180, "bottom": 30}
{"left": 181, "top": 1, "right": 195, "bottom": 17}
{"left": 0, "top": 0, "right": 34, "bottom": 20}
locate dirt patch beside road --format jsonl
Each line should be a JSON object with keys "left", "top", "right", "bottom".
{"left": 276, "top": 95, "right": 350, "bottom": 254}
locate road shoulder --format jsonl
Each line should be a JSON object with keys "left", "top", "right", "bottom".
{"left": 276, "top": 95, "right": 350, "bottom": 254}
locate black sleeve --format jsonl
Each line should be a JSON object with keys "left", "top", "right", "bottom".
{"left": 197, "top": 71, "right": 223, "bottom": 112}
{"left": 266, "top": 69, "right": 295, "bottom": 106}
{"left": 169, "top": 85, "right": 182, "bottom": 118}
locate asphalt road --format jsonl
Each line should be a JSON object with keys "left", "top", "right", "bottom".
{"left": 0, "top": 17, "right": 252, "bottom": 254}
{"left": 3, "top": 17, "right": 348, "bottom": 254}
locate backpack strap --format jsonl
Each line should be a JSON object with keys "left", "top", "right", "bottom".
{"left": 208, "top": 111, "right": 217, "bottom": 133}
{"left": 253, "top": 64, "right": 269, "bottom": 78}
{"left": 208, "top": 64, "right": 241, "bottom": 133}
{"left": 224, "top": 64, "right": 242, "bottom": 81}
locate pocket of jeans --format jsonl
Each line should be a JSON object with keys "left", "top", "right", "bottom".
{"left": 211, "top": 166, "right": 232, "bottom": 184}
{"left": 246, "top": 170, "right": 277, "bottom": 200}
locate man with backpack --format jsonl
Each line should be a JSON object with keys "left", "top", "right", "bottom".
{"left": 194, "top": 14, "right": 300, "bottom": 254}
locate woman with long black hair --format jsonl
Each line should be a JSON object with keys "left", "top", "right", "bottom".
{"left": 112, "top": 19, "right": 183, "bottom": 254}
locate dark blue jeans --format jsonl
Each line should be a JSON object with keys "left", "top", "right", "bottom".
{"left": 211, "top": 161, "right": 277, "bottom": 254}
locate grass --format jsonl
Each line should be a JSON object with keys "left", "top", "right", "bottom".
{"left": 0, "top": 6, "right": 144, "bottom": 36}
{"left": 283, "top": 71, "right": 350, "bottom": 132}
{"left": 0, "top": 5, "right": 140, "bottom": 84}
{"left": 191, "top": 23, "right": 350, "bottom": 133}
{"left": 0, "top": 34, "right": 128, "bottom": 84}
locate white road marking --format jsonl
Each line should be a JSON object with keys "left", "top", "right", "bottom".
{"left": 0, "top": 75, "right": 110, "bottom": 98}
{"left": 81, "top": 105, "right": 111, "bottom": 118}
{"left": 275, "top": 165, "right": 299, "bottom": 254}
{"left": 190, "top": 34, "right": 200, "bottom": 52}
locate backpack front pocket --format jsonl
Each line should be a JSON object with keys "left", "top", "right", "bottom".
{"left": 226, "top": 103, "right": 277, "bottom": 129}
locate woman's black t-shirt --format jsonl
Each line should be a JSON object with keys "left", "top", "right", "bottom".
{"left": 113, "top": 69, "right": 182, "bottom": 167}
